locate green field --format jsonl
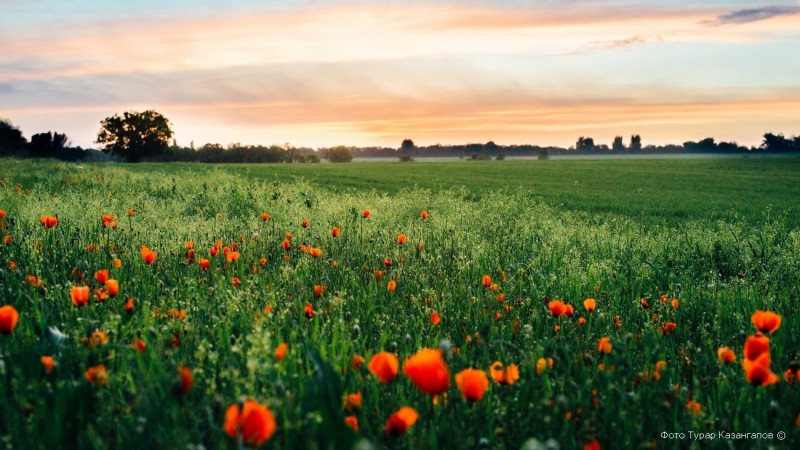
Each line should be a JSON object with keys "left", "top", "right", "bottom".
{"left": 1, "top": 158, "right": 799, "bottom": 449}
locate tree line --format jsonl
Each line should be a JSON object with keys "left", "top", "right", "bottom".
{"left": 2, "top": 110, "right": 800, "bottom": 163}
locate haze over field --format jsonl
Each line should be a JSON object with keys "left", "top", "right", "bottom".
{"left": 2, "top": 0, "right": 799, "bottom": 148}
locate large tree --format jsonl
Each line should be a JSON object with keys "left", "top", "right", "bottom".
{"left": 96, "top": 110, "right": 173, "bottom": 162}
{"left": 0, "top": 119, "right": 27, "bottom": 157}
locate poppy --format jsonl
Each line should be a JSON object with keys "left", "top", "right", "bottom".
{"left": 743, "top": 355, "right": 780, "bottom": 386}
{"left": 112, "top": 258, "right": 122, "bottom": 268}
{"left": 351, "top": 355, "right": 366, "bottom": 370}
{"left": 226, "top": 251, "right": 240, "bottom": 263}
{"left": 0, "top": 305, "right": 19, "bottom": 334}
{"left": 482, "top": 275, "right": 491, "bottom": 287}
{"left": 40, "top": 216, "right": 58, "bottom": 228}
{"left": 178, "top": 367, "right": 193, "bottom": 394}
{"left": 223, "top": 400, "right": 276, "bottom": 447}
{"left": 536, "top": 358, "right": 554, "bottom": 375}
{"left": 431, "top": 310, "right": 441, "bottom": 326}
{"left": 140, "top": 245, "right": 157, "bottom": 264}
{"left": 374, "top": 270, "right": 384, "bottom": 279}
{"left": 661, "top": 321, "right": 677, "bottom": 335}
{"left": 671, "top": 299, "right": 679, "bottom": 309}
{"left": 597, "top": 337, "right": 612, "bottom": 354}
{"left": 210, "top": 246, "right": 219, "bottom": 257}
{"left": 384, "top": 407, "right": 418, "bottom": 436}
{"left": 41, "top": 356, "right": 54, "bottom": 373}
{"left": 232, "top": 277, "right": 241, "bottom": 287}
{"left": 584, "top": 298, "right": 596, "bottom": 311}
{"left": 420, "top": 211, "right": 428, "bottom": 219}
{"left": 403, "top": 348, "right": 450, "bottom": 395}
{"left": 397, "top": 234, "right": 407, "bottom": 245}
{"left": 3, "top": 235, "right": 11, "bottom": 246}
{"left": 70, "top": 286, "right": 90, "bottom": 306}
{"left": 126, "top": 209, "right": 135, "bottom": 216}
{"left": 199, "top": 258, "right": 210, "bottom": 270}
{"left": 717, "top": 347, "right": 736, "bottom": 364}
{"left": 304, "top": 303, "right": 314, "bottom": 318}
{"left": 743, "top": 335, "right": 770, "bottom": 361}
{"left": 564, "top": 304, "right": 574, "bottom": 317}
{"left": 639, "top": 298, "right": 650, "bottom": 309}
{"left": 687, "top": 399, "right": 701, "bottom": 415}
{"left": 314, "top": 285, "right": 324, "bottom": 297}
{"left": 131, "top": 339, "right": 146, "bottom": 352}
{"left": 310, "top": 248, "right": 322, "bottom": 258}
{"left": 584, "top": 439, "right": 600, "bottom": 450}
{"left": 101, "top": 214, "right": 115, "bottom": 227}
{"left": 344, "top": 392, "right": 362, "bottom": 410}
{"left": 331, "top": 227, "right": 339, "bottom": 237}
{"left": 0, "top": 210, "right": 5, "bottom": 219}
{"left": 345, "top": 416, "right": 359, "bottom": 433}
{"left": 362, "top": 210, "right": 370, "bottom": 219}
{"left": 125, "top": 297, "right": 135, "bottom": 313}
{"left": 750, "top": 311, "right": 781, "bottom": 334}
{"left": 302, "top": 219, "right": 309, "bottom": 228}
{"left": 489, "top": 283, "right": 499, "bottom": 293}
{"left": 275, "top": 343, "right": 287, "bottom": 361}
{"left": 260, "top": 213, "right": 270, "bottom": 221}
{"left": 614, "top": 316, "right": 621, "bottom": 329}
{"left": 455, "top": 369, "right": 489, "bottom": 401}
{"left": 106, "top": 279, "right": 119, "bottom": 297}
{"left": 384, "top": 258, "right": 392, "bottom": 268}
{"left": 387, "top": 280, "right": 396, "bottom": 292}
{"left": 25, "top": 274, "right": 40, "bottom": 287}
{"left": 368, "top": 352, "right": 399, "bottom": 383}
{"left": 784, "top": 366, "right": 800, "bottom": 384}
{"left": 85, "top": 365, "right": 108, "bottom": 385}
{"left": 548, "top": 300, "right": 566, "bottom": 317}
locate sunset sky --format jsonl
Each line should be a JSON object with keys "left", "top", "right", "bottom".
{"left": 2, "top": 0, "right": 799, "bottom": 149}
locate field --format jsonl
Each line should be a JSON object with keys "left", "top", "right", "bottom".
{"left": 1, "top": 158, "right": 799, "bottom": 449}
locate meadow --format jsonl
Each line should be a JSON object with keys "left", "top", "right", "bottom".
{"left": 1, "top": 158, "right": 799, "bottom": 449}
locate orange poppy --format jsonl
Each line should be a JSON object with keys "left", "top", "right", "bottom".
{"left": 639, "top": 298, "right": 650, "bottom": 309}
{"left": 384, "top": 258, "right": 392, "bottom": 268}
{"left": 489, "top": 361, "right": 519, "bottom": 385}
{"left": 482, "top": 275, "right": 491, "bottom": 287}
{"left": 260, "top": 213, "right": 270, "bottom": 221}
{"left": 743, "top": 335, "right": 770, "bottom": 361}
{"left": 384, "top": 407, "right": 418, "bottom": 436}
{"left": 140, "top": 245, "right": 157, "bottom": 264}
{"left": 3, "top": 235, "right": 11, "bottom": 246}
{"left": 584, "top": 298, "right": 596, "bottom": 311}
{"left": 564, "top": 304, "right": 574, "bottom": 317}
{"left": 548, "top": 300, "right": 566, "bottom": 317}
{"left": 420, "top": 211, "right": 428, "bottom": 219}
{"left": 397, "top": 234, "right": 407, "bottom": 245}
{"left": 717, "top": 347, "right": 736, "bottom": 364}
{"left": 661, "top": 321, "right": 677, "bottom": 335}
{"left": 431, "top": 310, "right": 441, "bottom": 326}
{"left": 70, "top": 286, "right": 90, "bottom": 306}
{"left": 275, "top": 343, "right": 287, "bottom": 361}
{"left": 131, "top": 339, "right": 146, "bottom": 352}
{"left": 314, "top": 285, "right": 324, "bottom": 297}
{"left": 0, "top": 305, "right": 19, "bottom": 334}
{"left": 403, "top": 348, "right": 450, "bottom": 395}
{"left": 0, "top": 210, "right": 5, "bottom": 219}
{"left": 331, "top": 227, "right": 339, "bottom": 237}
{"left": 671, "top": 299, "right": 679, "bottom": 309}
{"left": 584, "top": 439, "right": 600, "bottom": 450}
{"left": 40, "top": 215, "right": 58, "bottom": 228}
{"left": 106, "top": 279, "right": 119, "bottom": 297}
{"left": 226, "top": 251, "right": 240, "bottom": 263}
{"left": 345, "top": 416, "right": 359, "bottom": 433}
{"left": 743, "top": 354, "right": 780, "bottom": 386}
{"left": 368, "top": 352, "right": 399, "bottom": 383}
{"left": 351, "top": 355, "right": 366, "bottom": 370}
{"left": 302, "top": 219, "right": 309, "bottom": 228}
{"left": 310, "top": 248, "right": 322, "bottom": 258}
{"left": 304, "top": 303, "right": 314, "bottom": 318}
{"left": 232, "top": 277, "right": 240, "bottom": 287}
{"left": 536, "top": 357, "right": 554, "bottom": 375}
{"left": 362, "top": 210, "right": 371, "bottom": 219}
{"left": 784, "top": 367, "right": 799, "bottom": 384}
{"left": 455, "top": 369, "right": 490, "bottom": 401}
{"left": 199, "top": 258, "right": 210, "bottom": 270}
{"left": 112, "top": 258, "right": 122, "bottom": 268}
{"left": 125, "top": 297, "right": 135, "bottom": 313}
{"left": 387, "top": 280, "right": 396, "bottom": 292}
{"left": 126, "top": 209, "right": 135, "bottom": 216}
{"left": 210, "top": 246, "right": 219, "bottom": 257}
{"left": 223, "top": 400, "right": 276, "bottom": 447}
{"left": 687, "top": 399, "right": 701, "bottom": 415}
{"left": 750, "top": 310, "right": 781, "bottom": 334}
{"left": 41, "top": 356, "right": 54, "bottom": 373}
{"left": 344, "top": 392, "right": 362, "bottom": 410}
{"left": 179, "top": 367, "right": 193, "bottom": 394}
{"left": 85, "top": 365, "right": 108, "bottom": 385}
{"left": 597, "top": 337, "right": 612, "bottom": 354}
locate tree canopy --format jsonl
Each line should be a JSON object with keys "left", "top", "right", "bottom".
{"left": 96, "top": 110, "right": 173, "bottom": 162}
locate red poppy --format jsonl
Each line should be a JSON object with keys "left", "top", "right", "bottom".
{"left": 310, "top": 248, "right": 322, "bottom": 258}
{"left": 671, "top": 299, "right": 679, "bottom": 309}
{"left": 41, "top": 356, "right": 54, "bottom": 373}
{"left": 564, "top": 304, "right": 574, "bottom": 317}
{"left": 403, "top": 348, "right": 450, "bottom": 395}
{"left": 314, "top": 285, "right": 324, "bottom": 297}
{"left": 178, "top": 367, "right": 193, "bottom": 394}
{"left": 40, "top": 216, "right": 58, "bottom": 228}
{"left": 387, "top": 280, "right": 396, "bottom": 292}
{"left": 536, "top": 357, "right": 554, "bottom": 375}
{"left": 275, "top": 343, "right": 287, "bottom": 361}
{"left": 397, "top": 234, "right": 407, "bottom": 244}
{"left": 85, "top": 365, "right": 108, "bottom": 385}
{"left": 661, "top": 321, "right": 677, "bottom": 335}
{"left": 125, "top": 297, "right": 135, "bottom": 313}
{"left": 583, "top": 298, "right": 597, "bottom": 311}
{"left": 0, "top": 305, "right": 19, "bottom": 334}
{"left": 345, "top": 416, "right": 359, "bottom": 433}
{"left": 750, "top": 310, "right": 781, "bottom": 334}
{"left": 302, "top": 219, "right": 309, "bottom": 228}
{"left": 223, "top": 400, "right": 276, "bottom": 447}
{"left": 362, "top": 210, "right": 370, "bottom": 219}
{"left": 548, "top": 300, "right": 566, "bottom": 317}
{"left": 743, "top": 335, "right": 770, "bottom": 361}
{"left": 368, "top": 352, "right": 399, "bottom": 383}
{"left": 344, "top": 392, "right": 362, "bottom": 410}
{"left": 199, "top": 258, "right": 210, "bottom": 270}
{"left": 131, "top": 339, "right": 146, "bottom": 352}
{"left": 106, "top": 279, "right": 119, "bottom": 297}
{"left": 3, "top": 235, "right": 11, "bottom": 246}
{"left": 420, "top": 211, "right": 428, "bottom": 219}
{"left": 140, "top": 245, "right": 157, "bottom": 264}
{"left": 282, "top": 240, "right": 291, "bottom": 251}
{"left": 482, "top": 275, "right": 491, "bottom": 287}
{"left": 331, "top": 227, "right": 339, "bottom": 237}
{"left": 455, "top": 369, "right": 490, "bottom": 401}
{"left": 717, "top": 347, "right": 736, "bottom": 364}
{"left": 597, "top": 337, "right": 612, "bottom": 354}
{"left": 232, "top": 277, "right": 240, "bottom": 287}
{"left": 351, "top": 355, "right": 366, "bottom": 370}
{"left": 70, "top": 286, "right": 90, "bottom": 306}
{"left": 384, "top": 258, "right": 392, "bottom": 268}
{"left": 743, "top": 354, "right": 780, "bottom": 386}
{"left": 384, "top": 407, "right": 418, "bottom": 435}
{"left": 431, "top": 310, "right": 441, "bottom": 326}
{"left": 304, "top": 303, "right": 314, "bottom": 318}
{"left": 260, "top": 213, "right": 270, "bottom": 221}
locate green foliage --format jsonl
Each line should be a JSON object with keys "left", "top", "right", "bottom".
{"left": 1, "top": 159, "right": 799, "bottom": 448}
{"left": 96, "top": 110, "right": 174, "bottom": 162}
{"left": 324, "top": 146, "right": 353, "bottom": 163}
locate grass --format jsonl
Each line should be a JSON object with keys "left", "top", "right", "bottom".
{"left": 0, "top": 158, "right": 799, "bottom": 449}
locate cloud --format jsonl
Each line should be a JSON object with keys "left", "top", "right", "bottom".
{"left": 706, "top": 5, "right": 800, "bottom": 25}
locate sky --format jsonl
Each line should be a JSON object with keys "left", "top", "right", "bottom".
{"left": 1, "top": 0, "right": 799, "bottom": 149}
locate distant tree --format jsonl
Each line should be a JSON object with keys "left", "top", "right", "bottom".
{"left": 537, "top": 148, "right": 549, "bottom": 160}
{"left": 630, "top": 135, "right": 642, "bottom": 151}
{"left": 96, "top": 110, "right": 174, "bottom": 162}
{"left": 612, "top": 136, "right": 626, "bottom": 152}
{"left": 0, "top": 119, "right": 27, "bottom": 157}
{"left": 29, "top": 132, "right": 68, "bottom": 158}
{"left": 325, "top": 146, "right": 353, "bottom": 163}
{"left": 575, "top": 136, "right": 595, "bottom": 152}
{"left": 485, "top": 141, "right": 499, "bottom": 153}
{"left": 401, "top": 139, "right": 416, "bottom": 153}
{"left": 762, "top": 133, "right": 793, "bottom": 153}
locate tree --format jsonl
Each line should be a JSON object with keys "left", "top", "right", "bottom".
{"left": 761, "top": 133, "right": 793, "bottom": 153}
{"left": 630, "top": 135, "right": 642, "bottom": 151}
{"left": 29, "top": 132, "right": 68, "bottom": 158}
{"left": 401, "top": 139, "right": 416, "bottom": 153}
{"left": 575, "top": 136, "right": 595, "bottom": 153}
{"left": 0, "top": 119, "right": 27, "bottom": 157}
{"left": 324, "top": 146, "right": 353, "bottom": 163}
{"left": 96, "top": 110, "right": 173, "bottom": 162}
{"left": 612, "top": 136, "right": 626, "bottom": 152}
